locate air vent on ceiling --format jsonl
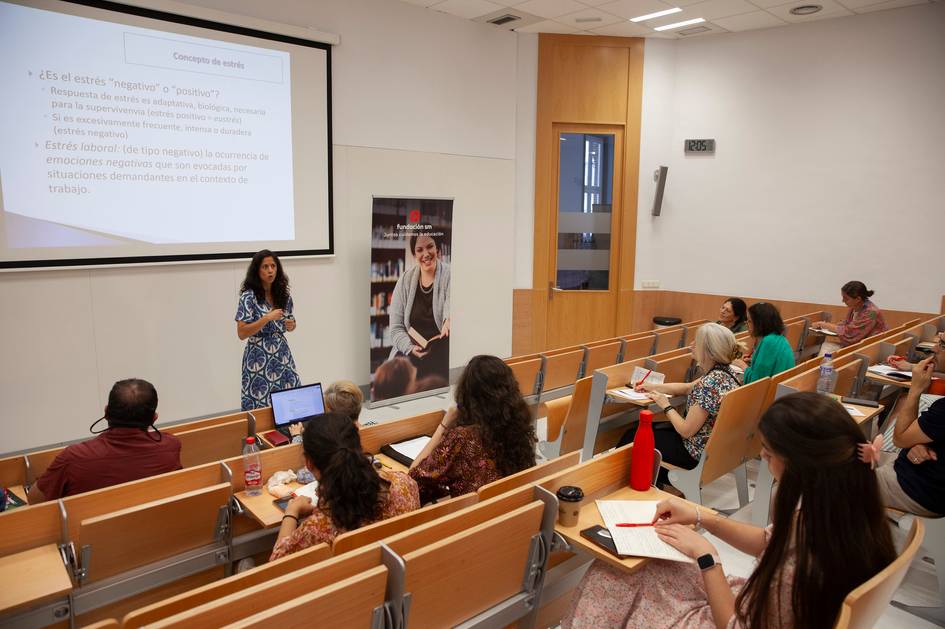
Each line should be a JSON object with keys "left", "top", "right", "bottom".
{"left": 679, "top": 25, "right": 711, "bottom": 35}
{"left": 488, "top": 14, "right": 521, "bottom": 26}
{"left": 789, "top": 4, "right": 823, "bottom": 14}
{"left": 574, "top": 16, "right": 603, "bottom": 23}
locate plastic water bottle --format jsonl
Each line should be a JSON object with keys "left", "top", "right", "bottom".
{"left": 816, "top": 353, "right": 836, "bottom": 394}
{"left": 243, "top": 436, "right": 263, "bottom": 496}
{"left": 629, "top": 410, "right": 656, "bottom": 491}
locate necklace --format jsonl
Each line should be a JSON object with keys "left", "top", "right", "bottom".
{"left": 419, "top": 280, "right": 434, "bottom": 295}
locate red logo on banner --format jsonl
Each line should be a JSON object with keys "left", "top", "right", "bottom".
{"left": 408, "top": 210, "right": 421, "bottom": 223}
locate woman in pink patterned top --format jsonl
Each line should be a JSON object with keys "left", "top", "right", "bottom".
{"left": 813, "top": 281, "right": 887, "bottom": 353}
{"left": 564, "top": 392, "right": 896, "bottom": 629}
{"left": 409, "top": 355, "right": 537, "bottom": 504}
{"left": 271, "top": 413, "right": 419, "bottom": 560}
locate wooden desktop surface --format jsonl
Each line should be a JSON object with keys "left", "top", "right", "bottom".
{"left": 0, "top": 543, "right": 72, "bottom": 613}
{"left": 843, "top": 402, "right": 884, "bottom": 427}
{"left": 554, "top": 485, "right": 701, "bottom": 574}
{"left": 605, "top": 388, "right": 652, "bottom": 408}
{"left": 865, "top": 372, "right": 912, "bottom": 388}
{"left": 235, "top": 483, "right": 303, "bottom": 528}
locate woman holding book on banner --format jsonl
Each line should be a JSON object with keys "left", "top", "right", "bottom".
{"left": 387, "top": 233, "right": 451, "bottom": 385}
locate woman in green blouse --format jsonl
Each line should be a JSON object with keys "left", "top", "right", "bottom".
{"left": 740, "top": 302, "right": 795, "bottom": 384}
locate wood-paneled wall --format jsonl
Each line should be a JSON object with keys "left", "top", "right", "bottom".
{"left": 511, "top": 288, "right": 939, "bottom": 355}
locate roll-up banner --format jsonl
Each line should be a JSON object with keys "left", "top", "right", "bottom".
{"left": 369, "top": 197, "right": 452, "bottom": 407}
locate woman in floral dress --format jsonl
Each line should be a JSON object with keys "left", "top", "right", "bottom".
{"left": 235, "top": 249, "right": 301, "bottom": 410}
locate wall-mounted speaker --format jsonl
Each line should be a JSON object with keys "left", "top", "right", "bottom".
{"left": 652, "top": 166, "right": 668, "bottom": 216}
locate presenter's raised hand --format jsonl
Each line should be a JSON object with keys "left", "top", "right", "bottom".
{"left": 285, "top": 318, "right": 297, "bottom": 332}
{"left": 267, "top": 308, "right": 285, "bottom": 322}
{"left": 410, "top": 345, "right": 429, "bottom": 359}
{"left": 440, "top": 318, "right": 451, "bottom": 338}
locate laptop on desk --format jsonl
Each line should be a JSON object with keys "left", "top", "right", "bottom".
{"left": 270, "top": 383, "right": 326, "bottom": 439}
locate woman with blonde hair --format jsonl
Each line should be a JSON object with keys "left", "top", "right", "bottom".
{"left": 618, "top": 323, "right": 742, "bottom": 490}
{"left": 290, "top": 380, "right": 366, "bottom": 443}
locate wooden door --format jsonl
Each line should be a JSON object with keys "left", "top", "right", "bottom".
{"left": 545, "top": 124, "right": 624, "bottom": 348}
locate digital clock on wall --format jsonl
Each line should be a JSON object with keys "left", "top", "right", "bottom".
{"left": 685, "top": 139, "right": 716, "bottom": 154}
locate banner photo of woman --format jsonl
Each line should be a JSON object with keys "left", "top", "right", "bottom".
{"left": 369, "top": 198, "right": 452, "bottom": 405}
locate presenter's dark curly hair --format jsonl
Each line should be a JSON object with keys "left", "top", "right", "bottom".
{"left": 241, "top": 249, "right": 290, "bottom": 309}
{"left": 454, "top": 355, "right": 537, "bottom": 476}
{"left": 302, "top": 413, "right": 389, "bottom": 531}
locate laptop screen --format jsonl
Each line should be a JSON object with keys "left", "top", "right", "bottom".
{"left": 270, "top": 383, "right": 325, "bottom": 427}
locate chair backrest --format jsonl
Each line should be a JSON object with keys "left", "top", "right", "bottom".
{"left": 646, "top": 353, "right": 694, "bottom": 384}
{"left": 583, "top": 340, "right": 623, "bottom": 373}
{"left": 505, "top": 357, "right": 543, "bottom": 397}
{"left": 540, "top": 348, "right": 586, "bottom": 391}
{"left": 620, "top": 335, "right": 656, "bottom": 361}
{"left": 175, "top": 418, "right": 248, "bottom": 468}
{"left": 833, "top": 357, "right": 865, "bottom": 398}
{"left": 539, "top": 443, "right": 632, "bottom": 498}
{"left": 885, "top": 335, "right": 915, "bottom": 362}
{"left": 223, "top": 567, "right": 389, "bottom": 628}
{"left": 0, "top": 454, "right": 26, "bottom": 489}
{"left": 477, "top": 451, "right": 581, "bottom": 500}
{"left": 701, "top": 377, "right": 771, "bottom": 484}
{"left": 784, "top": 319, "right": 806, "bottom": 352}
{"left": 142, "top": 545, "right": 383, "bottom": 628}
{"left": 121, "top": 543, "right": 333, "bottom": 629}
{"left": 23, "top": 446, "right": 66, "bottom": 485}
{"left": 653, "top": 326, "right": 685, "bottom": 353}
{"left": 75, "top": 482, "right": 230, "bottom": 583}
{"left": 397, "top": 501, "right": 545, "bottom": 628}
{"left": 778, "top": 353, "right": 859, "bottom": 397}
{"left": 596, "top": 357, "right": 649, "bottom": 390}
{"left": 0, "top": 500, "right": 61, "bottom": 557}
{"left": 357, "top": 410, "right": 445, "bottom": 455}
{"left": 834, "top": 518, "right": 925, "bottom": 629}
{"left": 332, "top": 492, "right": 478, "bottom": 555}
{"left": 647, "top": 346, "right": 692, "bottom": 362}
{"left": 60, "top": 462, "right": 225, "bottom": 541}
{"left": 558, "top": 377, "right": 595, "bottom": 456}
{"left": 544, "top": 396, "right": 570, "bottom": 443}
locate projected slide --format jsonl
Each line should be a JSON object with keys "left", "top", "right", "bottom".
{"left": 0, "top": 2, "right": 293, "bottom": 246}
{"left": 0, "top": 0, "right": 332, "bottom": 268}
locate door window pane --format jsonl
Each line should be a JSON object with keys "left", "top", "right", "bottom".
{"left": 556, "top": 133, "right": 614, "bottom": 291}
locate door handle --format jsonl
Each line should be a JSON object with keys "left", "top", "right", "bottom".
{"left": 548, "top": 281, "right": 562, "bottom": 300}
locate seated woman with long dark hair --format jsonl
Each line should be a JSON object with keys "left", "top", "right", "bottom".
{"left": 271, "top": 413, "right": 419, "bottom": 560}
{"left": 409, "top": 355, "right": 537, "bottom": 504}
{"left": 564, "top": 392, "right": 897, "bottom": 628}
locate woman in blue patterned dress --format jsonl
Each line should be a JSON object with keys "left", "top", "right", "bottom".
{"left": 235, "top": 250, "right": 301, "bottom": 410}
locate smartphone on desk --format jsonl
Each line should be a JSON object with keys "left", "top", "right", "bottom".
{"left": 580, "top": 525, "right": 625, "bottom": 558}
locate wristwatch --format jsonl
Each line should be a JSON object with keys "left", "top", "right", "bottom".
{"left": 697, "top": 553, "right": 721, "bottom": 572}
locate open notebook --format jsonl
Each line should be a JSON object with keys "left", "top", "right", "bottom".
{"left": 595, "top": 500, "right": 692, "bottom": 563}
{"left": 380, "top": 435, "right": 432, "bottom": 467}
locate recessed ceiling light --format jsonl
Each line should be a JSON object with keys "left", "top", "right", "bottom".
{"left": 653, "top": 17, "right": 706, "bottom": 31}
{"left": 630, "top": 7, "right": 682, "bottom": 22}
{"left": 789, "top": 4, "right": 822, "bottom": 14}
{"left": 574, "top": 16, "right": 603, "bottom": 23}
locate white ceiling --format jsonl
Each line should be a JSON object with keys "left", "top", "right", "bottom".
{"left": 400, "top": 0, "right": 932, "bottom": 37}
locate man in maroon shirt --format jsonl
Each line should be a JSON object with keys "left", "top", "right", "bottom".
{"left": 28, "top": 379, "right": 182, "bottom": 502}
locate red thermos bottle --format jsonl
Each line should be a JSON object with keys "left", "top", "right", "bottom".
{"left": 629, "top": 410, "right": 656, "bottom": 491}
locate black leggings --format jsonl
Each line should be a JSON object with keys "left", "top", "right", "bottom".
{"left": 617, "top": 422, "right": 699, "bottom": 488}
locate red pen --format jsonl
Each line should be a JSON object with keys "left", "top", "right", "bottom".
{"left": 632, "top": 369, "right": 653, "bottom": 389}
{"left": 615, "top": 522, "right": 654, "bottom": 527}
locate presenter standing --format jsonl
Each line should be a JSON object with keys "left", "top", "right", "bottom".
{"left": 388, "top": 234, "right": 450, "bottom": 382}
{"left": 235, "top": 250, "right": 301, "bottom": 411}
